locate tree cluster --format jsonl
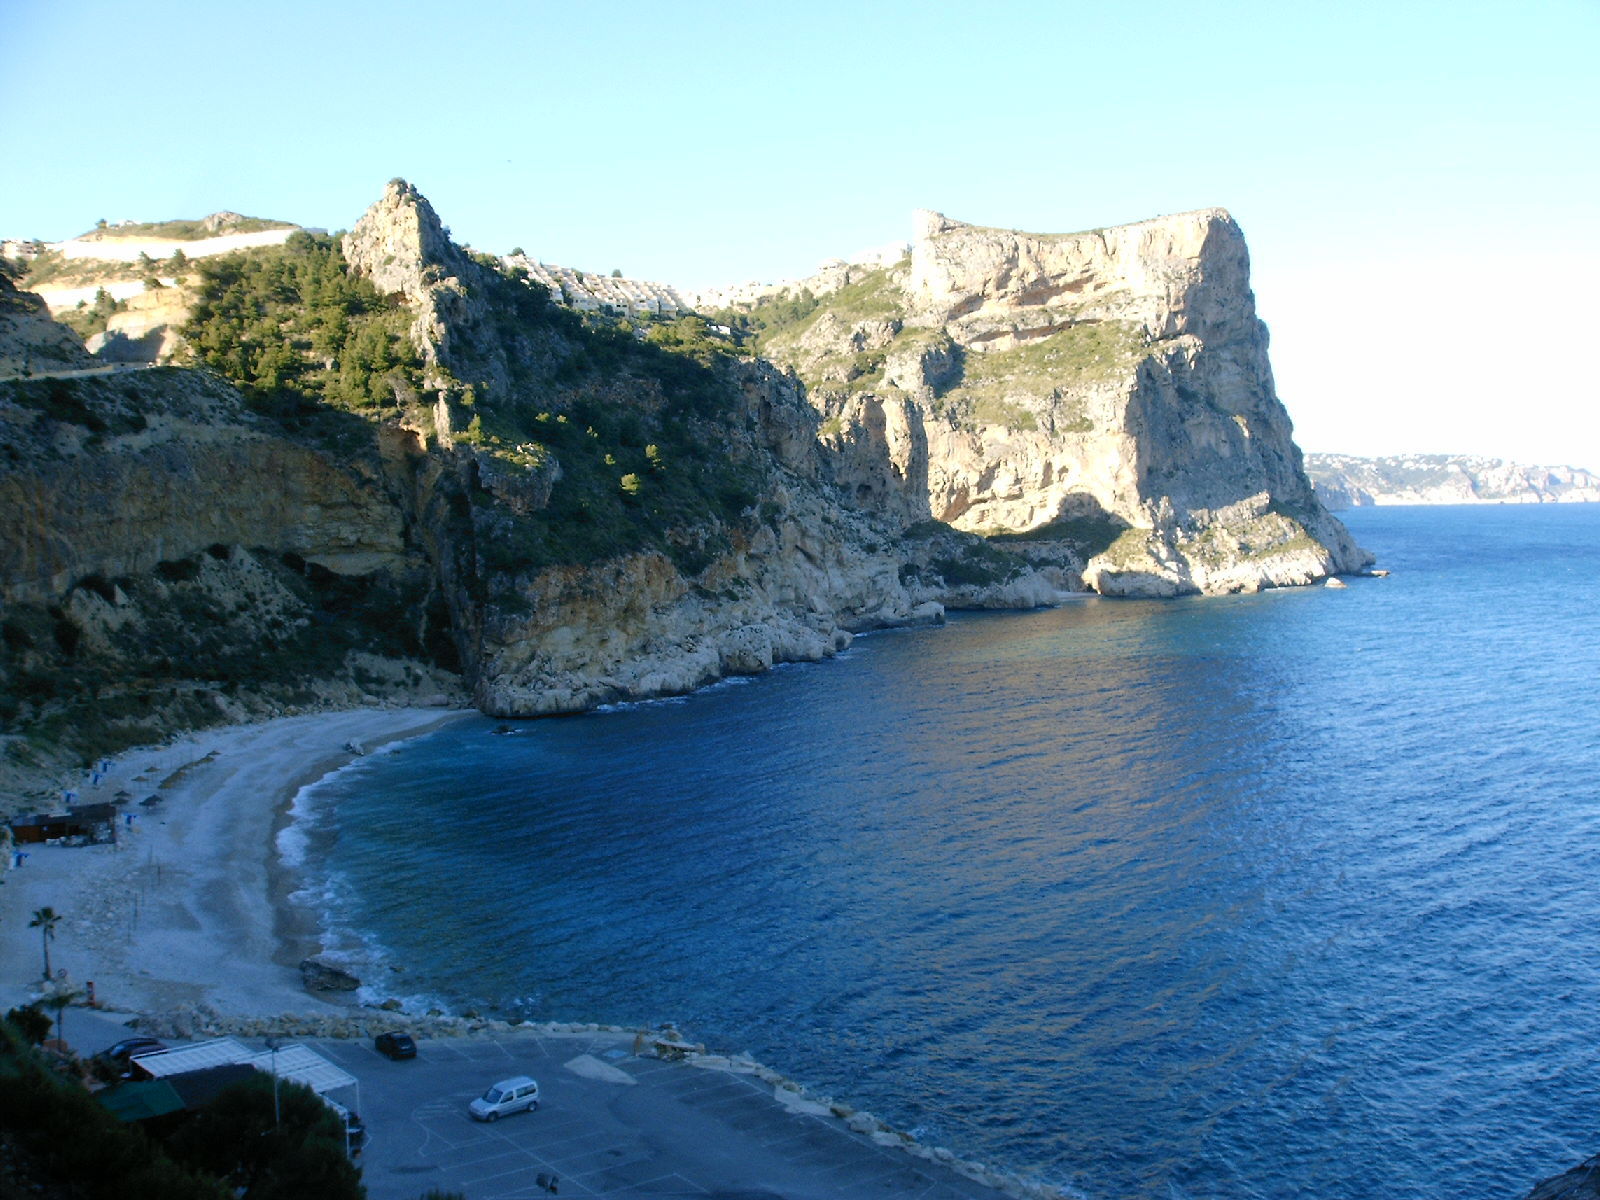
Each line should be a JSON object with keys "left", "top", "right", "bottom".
{"left": 0, "top": 1016, "right": 468, "bottom": 1200}
{"left": 183, "top": 232, "right": 422, "bottom": 413}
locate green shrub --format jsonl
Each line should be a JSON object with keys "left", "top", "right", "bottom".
{"left": 164, "top": 1074, "right": 360, "bottom": 1200}
{"left": 0, "top": 1018, "right": 231, "bottom": 1200}
{"left": 181, "top": 232, "right": 422, "bottom": 416}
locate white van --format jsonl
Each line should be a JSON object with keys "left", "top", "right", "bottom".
{"left": 469, "top": 1075, "right": 541, "bottom": 1121}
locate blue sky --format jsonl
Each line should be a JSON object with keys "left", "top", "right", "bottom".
{"left": 4, "top": 0, "right": 1596, "bottom": 468}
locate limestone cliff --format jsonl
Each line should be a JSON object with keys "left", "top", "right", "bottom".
{"left": 741, "top": 209, "right": 1369, "bottom": 596}
{"left": 1307, "top": 452, "right": 1600, "bottom": 507}
{"left": 0, "top": 274, "right": 93, "bottom": 375}
{"left": 334, "top": 182, "right": 1063, "bottom": 716}
{"left": 342, "top": 182, "right": 483, "bottom": 395}
{"left": 0, "top": 370, "right": 408, "bottom": 602}
{"left": 0, "top": 183, "right": 1365, "bottom": 797}
{"left": 0, "top": 368, "right": 464, "bottom": 800}
{"left": 85, "top": 286, "right": 193, "bottom": 363}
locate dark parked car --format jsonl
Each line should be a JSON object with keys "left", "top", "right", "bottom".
{"left": 101, "top": 1036, "right": 166, "bottom": 1061}
{"left": 95, "top": 1036, "right": 167, "bottom": 1079}
{"left": 374, "top": 1031, "right": 416, "bottom": 1060}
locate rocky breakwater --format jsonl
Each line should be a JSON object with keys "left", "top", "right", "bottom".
{"left": 750, "top": 208, "right": 1370, "bottom": 596}
{"left": 340, "top": 181, "right": 1068, "bottom": 716}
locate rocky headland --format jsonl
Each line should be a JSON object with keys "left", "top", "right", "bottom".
{"left": 727, "top": 207, "right": 1370, "bottom": 596}
{"left": 0, "top": 183, "right": 1365, "bottom": 799}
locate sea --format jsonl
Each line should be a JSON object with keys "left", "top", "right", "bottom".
{"left": 285, "top": 504, "right": 1600, "bottom": 1199}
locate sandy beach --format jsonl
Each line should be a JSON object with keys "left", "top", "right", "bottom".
{"left": 0, "top": 705, "right": 1033, "bottom": 1199}
{"left": 0, "top": 706, "right": 472, "bottom": 1020}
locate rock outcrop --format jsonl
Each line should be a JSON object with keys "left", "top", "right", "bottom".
{"left": 1527, "top": 1154, "right": 1600, "bottom": 1199}
{"left": 299, "top": 957, "right": 362, "bottom": 994}
{"left": 335, "top": 182, "right": 1065, "bottom": 717}
{"left": 0, "top": 275, "right": 93, "bottom": 376}
{"left": 84, "top": 286, "right": 192, "bottom": 363}
{"left": 1307, "top": 452, "right": 1600, "bottom": 507}
{"left": 470, "top": 485, "right": 965, "bottom": 716}
{"left": 342, "top": 180, "right": 492, "bottom": 396}
{"left": 747, "top": 209, "right": 1369, "bottom": 595}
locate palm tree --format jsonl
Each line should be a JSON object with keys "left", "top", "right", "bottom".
{"left": 29, "top": 906, "right": 60, "bottom": 981}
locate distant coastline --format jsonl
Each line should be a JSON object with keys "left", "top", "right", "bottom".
{"left": 1307, "top": 452, "right": 1600, "bottom": 509}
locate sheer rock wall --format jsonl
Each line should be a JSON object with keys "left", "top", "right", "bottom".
{"left": 759, "top": 209, "right": 1370, "bottom": 595}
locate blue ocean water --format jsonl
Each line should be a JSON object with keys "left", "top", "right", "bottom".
{"left": 296, "top": 504, "right": 1600, "bottom": 1199}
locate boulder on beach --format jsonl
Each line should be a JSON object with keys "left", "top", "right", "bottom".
{"left": 299, "top": 957, "right": 361, "bottom": 993}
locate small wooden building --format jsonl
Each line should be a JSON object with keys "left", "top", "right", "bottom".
{"left": 7, "top": 803, "right": 118, "bottom": 846}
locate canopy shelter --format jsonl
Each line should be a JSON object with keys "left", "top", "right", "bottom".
{"left": 98, "top": 1079, "right": 184, "bottom": 1123}
{"left": 246, "top": 1042, "right": 358, "bottom": 1097}
{"left": 131, "top": 1038, "right": 358, "bottom": 1113}
{"left": 249, "top": 1042, "right": 363, "bottom": 1156}
{"left": 99, "top": 1064, "right": 258, "bottom": 1124}
{"left": 130, "top": 1038, "right": 253, "bottom": 1078}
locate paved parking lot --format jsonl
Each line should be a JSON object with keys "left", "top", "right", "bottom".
{"left": 301, "top": 1028, "right": 1014, "bottom": 1200}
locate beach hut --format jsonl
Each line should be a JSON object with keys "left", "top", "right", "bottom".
{"left": 7, "top": 804, "right": 119, "bottom": 846}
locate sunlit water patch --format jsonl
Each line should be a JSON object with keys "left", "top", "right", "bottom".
{"left": 297, "top": 504, "right": 1600, "bottom": 1198}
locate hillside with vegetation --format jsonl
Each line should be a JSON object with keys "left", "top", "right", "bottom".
{"left": 183, "top": 232, "right": 424, "bottom": 415}
{"left": 0, "top": 182, "right": 1056, "bottom": 798}
{"left": 0, "top": 183, "right": 1368, "bottom": 797}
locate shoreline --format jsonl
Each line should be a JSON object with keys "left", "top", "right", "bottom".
{"left": 259, "top": 717, "right": 490, "bottom": 982}
{"left": 0, "top": 706, "right": 474, "bottom": 1019}
{"left": 0, "top": 701, "right": 1061, "bottom": 1199}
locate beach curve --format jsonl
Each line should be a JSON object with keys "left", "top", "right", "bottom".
{"left": 0, "top": 706, "right": 472, "bottom": 1019}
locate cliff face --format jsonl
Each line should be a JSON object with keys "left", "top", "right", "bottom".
{"left": 0, "top": 275, "right": 93, "bottom": 375}
{"left": 333, "top": 183, "right": 1065, "bottom": 716}
{"left": 332, "top": 180, "right": 1075, "bottom": 723}
{"left": 752, "top": 209, "right": 1369, "bottom": 595}
{"left": 0, "top": 368, "right": 465, "bottom": 799}
{"left": 0, "top": 183, "right": 1366, "bottom": 796}
{"left": 1308, "top": 452, "right": 1600, "bottom": 507}
{"left": 0, "top": 370, "right": 407, "bottom": 603}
